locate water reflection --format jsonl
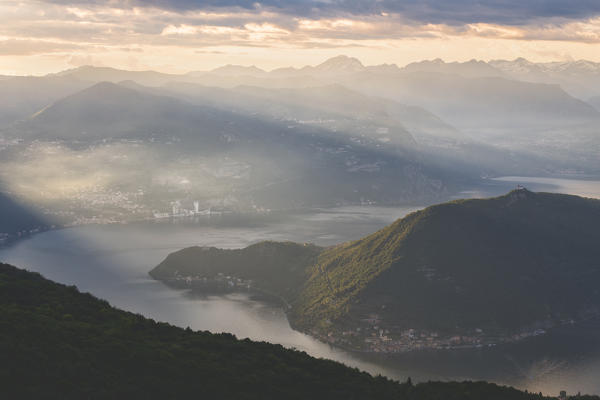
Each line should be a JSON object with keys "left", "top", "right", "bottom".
{"left": 0, "top": 207, "right": 413, "bottom": 381}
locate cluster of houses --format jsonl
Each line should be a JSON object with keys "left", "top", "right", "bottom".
{"left": 314, "top": 313, "right": 556, "bottom": 353}
{"left": 166, "top": 272, "right": 253, "bottom": 293}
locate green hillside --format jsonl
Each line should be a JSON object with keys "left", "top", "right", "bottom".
{"left": 293, "top": 189, "right": 600, "bottom": 336}
{"left": 0, "top": 262, "right": 575, "bottom": 400}
{"left": 152, "top": 190, "right": 600, "bottom": 351}
{"left": 150, "top": 241, "right": 322, "bottom": 300}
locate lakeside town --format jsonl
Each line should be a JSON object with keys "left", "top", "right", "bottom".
{"left": 158, "top": 270, "right": 599, "bottom": 354}
{"left": 0, "top": 185, "right": 271, "bottom": 247}
{"left": 308, "top": 314, "right": 552, "bottom": 353}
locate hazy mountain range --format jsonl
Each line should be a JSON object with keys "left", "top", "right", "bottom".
{"left": 0, "top": 80, "right": 457, "bottom": 229}
{"left": 0, "top": 56, "right": 598, "bottom": 232}
{"left": 4, "top": 55, "right": 600, "bottom": 124}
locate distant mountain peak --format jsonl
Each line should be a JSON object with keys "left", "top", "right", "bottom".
{"left": 75, "top": 80, "right": 135, "bottom": 96}
{"left": 402, "top": 58, "right": 504, "bottom": 77}
{"left": 209, "top": 64, "right": 266, "bottom": 76}
{"left": 505, "top": 187, "right": 535, "bottom": 203}
{"left": 53, "top": 65, "right": 112, "bottom": 76}
{"left": 489, "top": 58, "right": 600, "bottom": 78}
{"left": 313, "top": 55, "right": 365, "bottom": 73}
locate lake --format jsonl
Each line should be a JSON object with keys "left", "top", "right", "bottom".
{"left": 1, "top": 177, "right": 600, "bottom": 395}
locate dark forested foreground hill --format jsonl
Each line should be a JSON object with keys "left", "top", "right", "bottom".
{"left": 152, "top": 190, "right": 600, "bottom": 352}
{"left": 0, "top": 263, "right": 583, "bottom": 400}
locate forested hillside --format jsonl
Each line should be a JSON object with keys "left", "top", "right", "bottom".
{"left": 1, "top": 262, "right": 580, "bottom": 399}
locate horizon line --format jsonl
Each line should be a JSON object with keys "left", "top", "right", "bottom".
{"left": 4, "top": 55, "right": 598, "bottom": 78}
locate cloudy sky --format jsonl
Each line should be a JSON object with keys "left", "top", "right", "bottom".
{"left": 1, "top": 0, "right": 600, "bottom": 75}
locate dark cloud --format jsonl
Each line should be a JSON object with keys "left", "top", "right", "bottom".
{"left": 379, "top": 0, "right": 600, "bottom": 25}
{"left": 41, "top": 0, "right": 600, "bottom": 25}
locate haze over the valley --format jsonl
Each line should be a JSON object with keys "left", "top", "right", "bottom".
{"left": 0, "top": 54, "right": 599, "bottom": 237}
{"left": 0, "top": 0, "right": 598, "bottom": 237}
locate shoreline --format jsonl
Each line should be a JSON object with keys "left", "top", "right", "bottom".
{"left": 153, "top": 276, "right": 600, "bottom": 356}
{"left": 3, "top": 173, "right": 598, "bottom": 251}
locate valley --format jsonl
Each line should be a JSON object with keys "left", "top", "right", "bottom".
{"left": 2, "top": 56, "right": 600, "bottom": 238}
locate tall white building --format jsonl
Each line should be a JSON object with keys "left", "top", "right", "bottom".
{"left": 171, "top": 200, "right": 181, "bottom": 216}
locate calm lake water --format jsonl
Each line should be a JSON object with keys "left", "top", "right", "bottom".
{"left": 1, "top": 177, "right": 600, "bottom": 395}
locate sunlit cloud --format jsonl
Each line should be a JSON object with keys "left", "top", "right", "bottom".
{"left": 1, "top": 0, "right": 600, "bottom": 74}
{"left": 0, "top": 39, "right": 85, "bottom": 56}
{"left": 161, "top": 24, "right": 200, "bottom": 35}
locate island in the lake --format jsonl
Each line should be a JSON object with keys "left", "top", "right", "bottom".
{"left": 150, "top": 189, "right": 600, "bottom": 353}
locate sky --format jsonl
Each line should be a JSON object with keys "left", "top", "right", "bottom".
{"left": 1, "top": 0, "right": 600, "bottom": 75}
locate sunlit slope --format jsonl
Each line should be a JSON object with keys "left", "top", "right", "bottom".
{"left": 294, "top": 189, "right": 600, "bottom": 333}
